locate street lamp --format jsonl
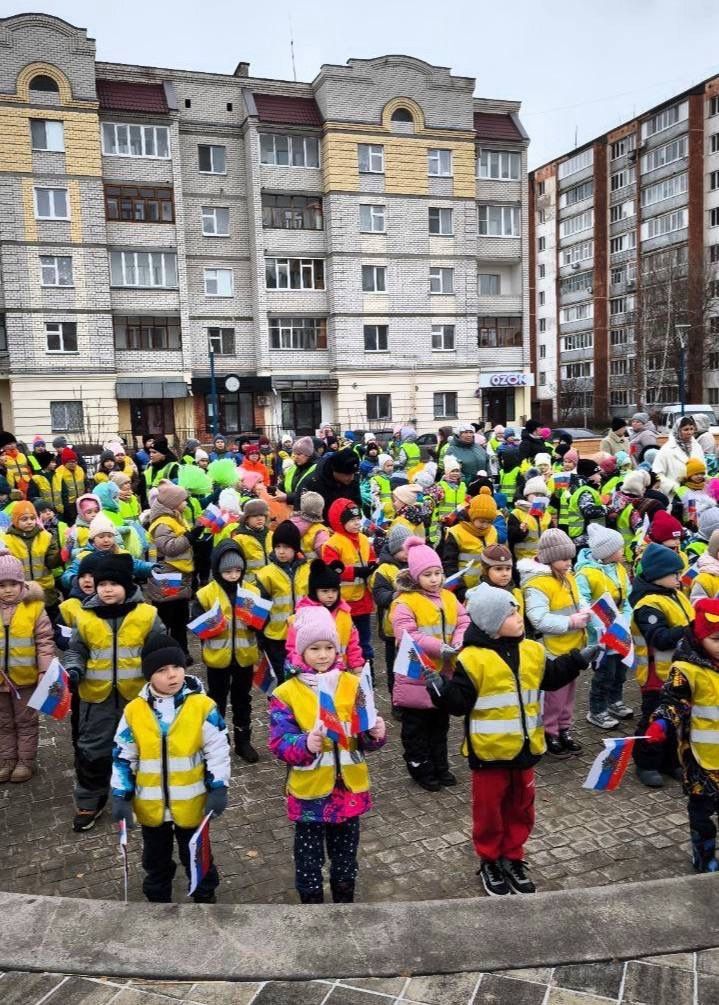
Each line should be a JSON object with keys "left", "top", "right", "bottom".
{"left": 675, "top": 323, "right": 690, "bottom": 418}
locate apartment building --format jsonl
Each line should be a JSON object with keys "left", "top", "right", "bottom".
{"left": 0, "top": 12, "right": 531, "bottom": 444}
{"left": 530, "top": 76, "right": 719, "bottom": 425}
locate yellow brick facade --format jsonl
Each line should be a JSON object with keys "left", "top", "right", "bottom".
{"left": 63, "top": 115, "right": 102, "bottom": 176}
{"left": 21, "top": 178, "right": 37, "bottom": 241}
{"left": 68, "top": 180, "right": 82, "bottom": 242}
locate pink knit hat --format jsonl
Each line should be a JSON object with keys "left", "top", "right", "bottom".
{"left": 294, "top": 606, "right": 340, "bottom": 657}
{"left": 0, "top": 549, "right": 25, "bottom": 583}
{"left": 405, "top": 535, "right": 442, "bottom": 580}
{"left": 76, "top": 494, "right": 100, "bottom": 518}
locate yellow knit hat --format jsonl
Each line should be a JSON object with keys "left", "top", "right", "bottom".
{"left": 468, "top": 487, "right": 498, "bottom": 521}
{"left": 685, "top": 458, "right": 706, "bottom": 480}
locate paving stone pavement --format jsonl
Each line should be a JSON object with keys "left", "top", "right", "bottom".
{"left": 0, "top": 638, "right": 695, "bottom": 906}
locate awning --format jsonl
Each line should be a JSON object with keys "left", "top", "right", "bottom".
{"left": 272, "top": 375, "right": 338, "bottom": 391}
{"left": 116, "top": 380, "right": 188, "bottom": 400}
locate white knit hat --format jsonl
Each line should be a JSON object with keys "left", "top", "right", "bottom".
{"left": 393, "top": 483, "right": 422, "bottom": 506}
{"left": 88, "top": 513, "right": 117, "bottom": 539}
{"left": 534, "top": 453, "right": 552, "bottom": 468}
{"left": 524, "top": 476, "right": 549, "bottom": 498}
{"left": 620, "top": 472, "right": 647, "bottom": 497}
{"left": 587, "top": 523, "right": 624, "bottom": 563}
{"left": 218, "top": 488, "right": 242, "bottom": 516}
{"left": 378, "top": 453, "right": 394, "bottom": 470}
{"left": 443, "top": 455, "right": 461, "bottom": 474}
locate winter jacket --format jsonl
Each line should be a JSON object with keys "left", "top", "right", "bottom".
{"left": 575, "top": 549, "right": 632, "bottom": 646}
{"left": 146, "top": 498, "right": 194, "bottom": 603}
{"left": 520, "top": 560, "right": 586, "bottom": 657}
{"left": 690, "top": 550, "right": 719, "bottom": 601}
{"left": 240, "top": 457, "right": 270, "bottom": 486}
{"left": 299, "top": 454, "right": 362, "bottom": 512}
{"left": 321, "top": 499, "right": 376, "bottom": 615}
{"left": 629, "top": 423, "right": 658, "bottom": 461}
{"left": 652, "top": 434, "right": 705, "bottom": 497}
{"left": 61, "top": 544, "right": 152, "bottom": 593}
{"left": 0, "top": 581, "right": 55, "bottom": 689}
{"left": 630, "top": 574, "right": 694, "bottom": 691}
{"left": 518, "top": 430, "right": 547, "bottom": 464}
{"left": 599, "top": 429, "right": 630, "bottom": 457}
{"left": 280, "top": 456, "right": 319, "bottom": 509}
{"left": 371, "top": 544, "right": 406, "bottom": 639}
{"left": 445, "top": 436, "right": 489, "bottom": 486}
{"left": 2, "top": 524, "right": 61, "bottom": 607}
{"left": 286, "top": 595, "right": 364, "bottom": 670}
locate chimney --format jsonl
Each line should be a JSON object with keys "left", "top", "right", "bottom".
{"left": 233, "top": 61, "right": 250, "bottom": 78}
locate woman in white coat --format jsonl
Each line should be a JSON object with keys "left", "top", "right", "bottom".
{"left": 652, "top": 416, "right": 705, "bottom": 496}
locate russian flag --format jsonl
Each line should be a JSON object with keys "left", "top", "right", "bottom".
{"left": 590, "top": 593, "right": 617, "bottom": 630}
{"left": 234, "top": 588, "right": 272, "bottom": 630}
{"left": 600, "top": 620, "right": 633, "bottom": 660}
{"left": 198, "top": 503, "right": 227, "bottom": 535}
{"left": 444, "top": 560, "right": 480, "bottom": 592}
{"left": 583, "top": 736, "right": 636, "bottom": 791}
{"left": 393, "top": 631, "right": 428, "bottom": 680}
{"left": 686, "top": 499, "right": 698, "bottom": 524}
{"left": 681, "top": 564, "right": 699, "bottom": 589}
{"left": 351, "top": 661, "right": 377, "bottom": 735}
{"left": 152, "top": 569, "right": 183, "bottom": 598}
{"left": 188, "top": 812, "right": 213, "bottom": 896}
{"left": 253, "top": 650, "right": 277, "bottom": 695}
{"left": 187, "top": 600, "right": 227, "bottom": 640}
{"left": 554, "top": 472, "right": 571, "bottom": 490}
{"left": 529, "top": 497, "right": 548, "bottom": 518}
{"left": 27, "top": 658, "right": 71, "bottom": 720}
{"left": 317, "top": 677, "right": 349, "bottom": 749}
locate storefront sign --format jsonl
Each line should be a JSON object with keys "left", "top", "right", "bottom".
{"left": 478, "top": 372, "right": 535, "bottom": 388}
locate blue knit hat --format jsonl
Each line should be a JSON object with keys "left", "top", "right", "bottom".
{"left": 640, "top": 542, "right": 684, "bottom": 582}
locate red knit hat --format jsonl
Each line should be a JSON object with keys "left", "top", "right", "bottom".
{"left": 648, "top": 510, "right": 683, "bottom": 543}
{"left": 693, "top": 598, "right": 719, "bottom": 641}
{"left": 60, "top": 447, "right": 77, "bottom": 464}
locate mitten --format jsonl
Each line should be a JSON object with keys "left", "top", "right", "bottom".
{"left": 353, "top": 565, "right": 372, "bottom": 580}
{"left": 111, "top": 797, "right": 135, "bottom": 829}
{"left": 439, "top": 642, "right": 457, "bottom": 660}
{"left": 645, "top": 720, "right": 668, "bottom": 744}
{"left": 205, "top": 786, "right": 228, "bottom": 817}
{"left": 579, "top": 644, "right": 601, "bottom": 666}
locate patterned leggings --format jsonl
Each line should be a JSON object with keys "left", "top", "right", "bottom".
{"left": 293, "top": 818, "right": 360, "bottom": 902}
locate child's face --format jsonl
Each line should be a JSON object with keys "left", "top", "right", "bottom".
{"left": 118, "top": 483, "right": 133, "bottom": 500}
{"left": 658, "top": 537, "right": 680, "bottom": 552}
{"left": 563, "top": 459, "right": 574, "bottom": 471}
{"left": 102, "top": 460, "right": 115, "bottom": 473}
{"left": 151, "top": 663, "right": 185, "bottom": 696}
{"left": 445, "top": 470, "right": 460, "bottom": 484}
{"left": 82, "top": 503, "right": 100, "bottom": 520}
{"left": 316, "top": 586, "right": 339, "bottom": 607}
{"left": 66, "top": 460, "right": 77, "bottom": 472}
{"left": 394, "top": 545, "right": 408, "bottom": 562}
{"left": 382, "top": 461, "right": 394, "bottom": 475}
{"left": 551, "top": 559, "right": 572, "bottom": 576}
{"left": 702, "top": 631, "right": 719, "bottom": 663}
{"left": 38, "top": 508, "right": 54, "bottom": 525}
{"left": 688, "top": 475, "right": 706, "bottom": 489}
{"left": 654, "top": 571, "right": 680, "bottom": 590}
{"left": 246, "top": 514, "right": 266, "bottom": 531}
{"left": 96, "top": 580, "right": 126, "bottom": 604}
{"left": 303, "top": 640, "right": 337, "bottom": 673}
{"left": 198, "top": 458, "right": 209, "bottom": 470}
{"left": 472, "top": 518, "right": 492, "bottom": 532}
{"left": 77, "top": 572, "right": 95, "bottom": 595}
{"left": 17, "top": 513, "right": 36, "bottom": 532}
{"left": 222, "top": 567, "right": 242, "bottom": 583}
{"left": 274, "top": 544, "right": 296, "bottom": 564}
{"left": 93, "top": 531, "right": 116, "bottom": 551}
{"left": 538, "top": 463, "right": 551, "bottom": 475}
{"left": 418, "top": 566, "right": 444, "bottom": 593}
{"left": 606, "top": 548, "right": 625, "bottom": 564}
{"left": 498, "top": 609, "right": 524, "bottom": 638}
{"left": 343, "top": 516, "right": 362, "bottom": 535}
{"left": 488, "top": 564, "right": 513, "bottom": 588}
{"left": 0, "top": 580, "right": 22, "bottom": 603}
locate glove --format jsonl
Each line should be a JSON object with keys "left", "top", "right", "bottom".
{"left": 439, "top": 643, "right": 457, "bottom": 660}
{"left": 579, "top": 644, "right": 601, "bottom": 667}
{"left": 645, "top": 720, "right": 668, "bottom": 744}
{"left": 419, "top": 661, "right": 443, "bottom": 694}
{"left": 186, "top": 525, "right": 204, "bottom": 543}
{"left": 111, "top": 797, "right": 135, "bottom": 829}
{"left": 569, "top": 610, "right": 591, "bottom": 629}
{"left": 353, "top": 565, "right": 373, "bottom": 580}
{"left": 64, "top": 666, "right": 80, "bottom": 686}
{"left": 205, "top": 786, "right": 228, "bottom": 817}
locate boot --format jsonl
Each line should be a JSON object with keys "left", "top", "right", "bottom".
{"left": 234, "top": 728, "right": 259, "bottom": 764}
{"left": 368, "top": 659, "right": 376, "bottom": 686}
{"left": 0, "top": 760, "right": 16, "bottom": 783}
{"left": 299, "top": 889, "right": 324, "bottom": 904}
{"left": 10, "top": 762, "right": 34, "bottom": 783}
{"left": 691, "top": 832, "right": 719, "bottom": 873}
{"left": 331, "top": 881, "right": 355, "bottom": 904}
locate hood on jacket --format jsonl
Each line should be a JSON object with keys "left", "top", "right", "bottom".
{"left": 148, "top": 496, "right": 179, "bottom": 523}
{"left": 210, "top": 538, "right": 246, "bottom": 584}
{"left": 697, "top": 551, "right": 719, "bottom": 575}
{"left": 394, "top": 567, "right": 419, "bottom": 594}
{"left": 139, "top": 672, "right": 205, "bottom": 705}
{"left": 93, "top": 481, "right": 120, "bottom": 513}
{"left": 499, "top": 449, "right": 520, "bottom": 473}
{"left": 516, "top": 557, "right": 552, "bottom": 587}
{"left": 327, "top": 496, "right": 360, "bottom": 534}
{"left": 673, "top": 629, "right": 718, "bottom": 672}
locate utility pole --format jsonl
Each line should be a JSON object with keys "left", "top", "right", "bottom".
{"left": 675, "top": 323, "right": 690, "bottom": 418}
{"left": 208, "top": 336, "right": 219, "bottom": 436}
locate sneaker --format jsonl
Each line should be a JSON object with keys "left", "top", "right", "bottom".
{"left": 10, "top": 762, "right": 33, "bottom": 783}
{"left": 502, "top": 858, "right": 536, "bottom": 894}
{"left": 586, "top": 710, "right": 619, "bottom": 730}
{"left": 636, "top": 768, "right": 663, "bottom": 788}
{"left": 545, "top": 733, "right": 569, "bottom": 757}
{"left": 0, "top": 760, "right": 16, "bottom": 783}
{"left": 559, "top": 729, "right": 582, "bottom": 753}
{"left": 72, "top": 806, "right": 104, "bottom": 832}
{"left": 478, "top": 860, "right": 511, "bottom": 897}
{"left": 608, "top": 700, "right": 634, "bottom": 719}
{"left": 437, "top": 770, "right": 457, "bottom": 787}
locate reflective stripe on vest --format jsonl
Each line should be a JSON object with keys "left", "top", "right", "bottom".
{"left": 196, "top": 580, "right": 260, "bottom": 668}
{"left": 255, "top": 563, "right": 309, "bottom": 640}
{"left": 631, "top": 593, "right": 694, "bottom": 687}
{"left": 673, "top": 660, "right": 719, "bottom": 770}
{"left": 233, "top": 529, "right": 273, "bottom": 571}
{"left": 525, "top": 573, "right": 585, "bottom": 656}
{"left": 75, "top": 603, "right": 157, "bottom": 702}
{"left": 499, "top": 468, "right": 520, "bottom": 505}
{"left": 323, "top": 533, "right": 371, "bottom": 604}
{"left": 148, "top": 514, "right": 193, "bottom": 573}
{"left": 389, "top": 590, "right": 459, "bottom": 670}
{"left": 0, "top": 599, "right": 44, "bottom": 686}
{"left": 511, "top": 509, "right": 551, "bottom": 561}
{"left": 3, "top": 530, "right": 54, "bottom": 591}
{"left": 567, "top": 485, "right": 603, "bottom": 538}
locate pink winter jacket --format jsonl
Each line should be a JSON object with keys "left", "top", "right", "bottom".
{"left": 391, "top": 589, "right": 469, "bottom": 710}
{"left": 0, "top": 582, "right": 55, "bottom": 690}
{"left": 285, "top": 595, "right": 365, "bottom": 670}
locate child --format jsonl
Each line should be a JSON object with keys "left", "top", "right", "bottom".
{"left": 371, "top": 524, "right": 411, "bottom": 712}
{"left": 422, "top": 582, "right": 593, "bottom": 896}
{"left": 508, "top": 476, "right": 552, "bottom": 563}
{"left": 268, "top": 606, "right": 386, "bottom": 903}
{"left": 192, "top": 539, "right": 260, "bottom": 763}
{"left": 691, "top": 530, "right": 719, "bottom": 602}
{"left": 111, "top": 472, "right": 141, "bottom": 522}
{"left": 290, "top": 491, "right": 329, "bottom": 562}
{"left": 64, "top": 553, "right": 164, "bottom": 831}
{"left": 65, "top": 493, "right": 101, "bottom": 558}
{"left": 232, "top": 498, "right": 273, "bottom": 583}
{"left": 646, "top": 598, "right": 719, "bottom": 872}
{"left": 0, "top": 550, "right": 55, "bottom": 782}
{"left": 672, "top": 458, "right": 711, "bottom": 531}
{"left": 479, "top": 544, "right": 523, "bottom": 618}
{"left": 111, "top": 633, "right": 230, "bottom": 903}
{"left": 371, "top": 454, "right": 395, "bottom": 520}
{"left": 390, "top": 537, "right": 469, "bottom": 791}
{"left": 55, "top": 447, "right": 87, "bottom": 524}
{"left": 2, "top": 499, "right": 61, "bottom": 618}
{"left": 255, "top": 519, "right": 309, "bottom": 684}
{"left": 429, "top": 456, "right": 467, "bottom": 547}
{"left": 631, "top": 542, "right": 695, "bottom": 788}
{"left": 575, "top": 525, "right": 633, "bottom": 729}
{"left": 498, "top": 449, "right": 522, "bottom": 508}
{"left": 389, "top": 483, "right": 426, "bottom": 540}
{"left": 521, "top": 529, "right": 590, "bottom": 756}
{"left": 287, "top": 559, "right": 364, "bottom": 672}
{"left": 566, "top": 460, "right": 607, "bottom": 546}
{"left": 240, "top": 442, "right": 270, "bottom": 486}
{"left": 442, "top": 488, "right": 498, "bottom": 598}
{"left": 321, "top": 498, "right": 377, "bottom": 668}
{"left": 62, "top": 513, "right": 152, "bottom": 592}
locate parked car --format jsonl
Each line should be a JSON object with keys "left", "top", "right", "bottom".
{"left": 552, "top": 427, "right": 597, "bottom": 442}
{"left": 416, "top": 432, "right": 438, "bottom": 460}
{"left": 658, "top": 405, "right": 719, "bottom": 437}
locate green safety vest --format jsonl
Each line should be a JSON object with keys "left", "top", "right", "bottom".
{"left": 371, "top": 473, "right": 392, "bottom": 507}
{"left": 567, "top": 485, "right": 604, "bottom": 539}
{"left": 27, "top": 454, "right": 42, "bottom": 473}
{"left": 399, "top": 442, "right": 420, "bottom": 467}
{"left": 283, "top": 461, "right": 317, "bottom": 496}
{"left": 148, "top": 462, "right": 178, "bottom": 488}
{"left": 616, "top": 505, "right": 635, "bottom": 562}
{"left": 499, "top": 468, "right": 520, "bottom": 505}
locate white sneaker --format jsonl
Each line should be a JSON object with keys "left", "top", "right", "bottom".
{"left": 609, "top": 701, "right": 634, "bottom": 719}
{"left": 586, "top": 710, "right": 619, "bottom": 729}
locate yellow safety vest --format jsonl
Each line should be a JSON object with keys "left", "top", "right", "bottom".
{"left": 567, "top": 485, "right": 604, "bottom": 539}
{"left": 196, "top": 580, "right": 259, "bottom": 668}
{"left": 254, "top": 562, "right": 310, "bottom": 640}
{"left": 148, "top": 514, "right": 193, "bottom": 573}
{"left": 616, "top": 505, "right": 636, "bottom": 562}
{"left": 578, "top": 563, "right": 630, "bottom": 609}
{"left": 4, "top": 452, "right": 31, "bottom": 493}
{"left": 74, "top": 603, "right": 157, "bottom": 703}
{"left": 371, "top": 562, "right": 400, "bottom": 636}
{"left": 525, "top": 573, "right": 585, "bottom": 656}
{"left": 288, "top": 605, "right": 355, "bottom": 665}
{"left": 511, "top": 508, "right": 551, "bottom": 561}
{"left": 692, "top": 572, "right": 719, "bottom": 600}
{"left": 0, "top": 599, "right": 44, "bottom": 686}
{"left": 430, "top": 480, "right": 467, "bottom": 539}
{"left": 125, "top": 691, "right": 214, "bottom": 828}
{"left": 322, "top": 532, "right": 371, "bottom": 604}
{"left": 56, "top": 465, "right": 84, "bottom": 504}
{"left": 232, "top": 528, "right": 273, "bottom": 578}
{"left": 3, "top": 530, "right": 54, "bottom": 592}
{"left": 59, "top": 596, "right": 83, "bottom": 628}
{"left": 446, "top": 522, "right": 498, "bottom": 588}
{"left": 389, "top": 514, "right": 425, "bottom": 541}
{"left": 673, "top": 659, "right": 719, "bottom": 770}
{"left": 459, "top": 640, "right": 546, "bottom": 761}
{"left": 631, "top": 592, "right": 694, "bottom": 687}
{"left": 299, "top": 524, "right": 327, "bottom": 562}
{"left": 399, "top": 442, "right": 421, "bottom": 467}
{"left": 31, "top": 472, "right": 62, "bottom": 510}
{"left": 274, "top": 674, "right": 369, "bottom": 799}
{"left": 389, "top": 590, "right": 459, "bottom": 670}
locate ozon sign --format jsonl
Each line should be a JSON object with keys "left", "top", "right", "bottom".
{"left": 479, "top": 372, "right": 535, "bottom": 389}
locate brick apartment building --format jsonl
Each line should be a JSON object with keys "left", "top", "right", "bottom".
{"left": 530, "top": 75, "right": 719, "bottom": 426}
{"left": 0, "top": 12, "right": 532, "bottom": 445}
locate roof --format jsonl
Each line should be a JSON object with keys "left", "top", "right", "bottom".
{"left": 474, "top": 111, "right": 523, "bottom": 142}
{"left": 96, "top": 79, "right": 168, "bottom": 114}
{"left": 253, "top": 92, "right": 322, "bottom": 127}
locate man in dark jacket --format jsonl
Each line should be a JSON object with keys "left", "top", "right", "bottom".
{"left": 300, "top": 447, "right": 362, "bottom": 512}
{"left": 275, "top": 436, "right": 317, "bottom": 509}
{"left": 518, "top": 420, "right": 548, "bottom": 463}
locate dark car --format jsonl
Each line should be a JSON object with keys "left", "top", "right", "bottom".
{"left": 416, "top": 432, "right": 438, "bottom": 460}
{"left": 552, "top": 427, "right": 597, "bottom": 442}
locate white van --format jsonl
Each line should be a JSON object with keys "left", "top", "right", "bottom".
{"left": 658, "top": 404, "right": 719, "bottom": 437}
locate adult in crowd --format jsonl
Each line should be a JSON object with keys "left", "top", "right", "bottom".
{"left": 600, "top": 417, "right": 630, "bottom": 457}
{"left": 445, "top": 423, "right": 489, "bottom": 487}
{"left": 628, "top": 412, "right": 658, "bottom": 464}
{"left": 518, "top": 419, "right": 547, "bottom": 464}
{"left": 143, "top": 436, "right": 180, "bottom": 494}
{"left": 693, "top": 414, "right": 717, "bottom": 468}
{"left": 301, "top": 447, "right": 362, "bottom": 511}
{"left": 652, "top": 416, "right": 705, "bottom": 497}
{"left": 134, "top": 435, "right": 154, "bottom": 472}
{"left": 275, "top": 436, "right": 317, "bottom": 508}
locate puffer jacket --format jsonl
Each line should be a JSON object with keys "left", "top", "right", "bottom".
{"left": 145, "top": 498, "right": 194, "bottom": 603}
{"left": 599, "top": 429, "right": 630, "bottom": 457}
{"left": 444, "top": 436, "right": 489, "bottom": 486}
{"left": 574, "top": 548, "right": 632, "bottom": 646}
{"left": 0, "top": 581, "right": 55, "bottom": 688}
{"left": 652, "top": 434, "right": 705, "bottom": 497}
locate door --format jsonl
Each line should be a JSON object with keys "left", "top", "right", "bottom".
{"left": 130, "top": 399, "right": 175, "bottom": 438}
{"left": 215, "top": 392, "right": 255, "bottom": 434}
{"left": 482, "top": 388, "right": 515, "bottom": 426}
{"left": 281, "top": 392, "right": 322, "bottom": 436}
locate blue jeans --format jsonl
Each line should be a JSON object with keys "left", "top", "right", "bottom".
{"left": 589, "top": 653, "right": 626, "bottom": 714}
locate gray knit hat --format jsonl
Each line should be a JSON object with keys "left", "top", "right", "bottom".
{"left": 537, "top": 528, "right": 576, "bottom": 565}
{"left": 387, "top": 523, "right": 412, "bottom": 555}
{"left": 699, "top": 507, "right": 719, "bottom": 542}
{"left": 218, "top": 548, "right": 245, "bottom": 574}
{"left": 708, "top": 529, "right": 719, "bottom": 559}
{"left": 466, "top": 582, "right": 519, "bottom": 638}
{"left": 300, "top": 491, "right": 325, "bottom": 522}
{"left": 587, "top": 523, "right": 624, "bottom": 563}
{"left": 292, "top": 436, "right": 315, "bottom": 458}
{"left": 631, "top": 412, "right": 650, "bottom": 425}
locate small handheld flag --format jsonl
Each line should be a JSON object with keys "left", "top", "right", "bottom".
{"left": 188, "top": 812, "right": 213, "bottom": 896}
{"left": 27, "top": 658, "right": 71, "bottom": 719}
{"left": 444, "top": 560, "right": 481, "bottom": 592}
{"left": 589, "top": 593, "right": 618, "bottom": 630}
{"left": 554, "top": 472, "right": 571, "bottom": 490}
{"left": 686, "top": 499, "right": 698, "bottom": 524}
{"left": 393, "top": 631, "right": 425, "bottom": 681}
{"left": 583, "top": 736, "right": 643, "bottom": 791}
{"left": 187, "top": 600, "right": 227, "bottom": 640}
{"left": 529, "top": 497, "right": 548, "bottom": 519}
{"left": 351, "top": 661, "right": 378, "bottom": 735}
{"left": 234, "top": 588, "right": 272, "bottom": 630}
{"left": 681, "top": 564, "right": 700, "bottom": 589}
{"left": 152, "top": 569, "right": 183, "bottom": 598}
{"left": 198, "top": 503, "right": 227, "bottom": 535}
{"left": 317, "top": 674, "right": 349, "bottom": 749}
{"left": 253, "top": 650, "right": 277, "bottom": 695}
{"left": 119, "top": 818, "right": 129, "bottom": 904}
{"left": 590, "top": 593, "right": 634, "bottom": 667}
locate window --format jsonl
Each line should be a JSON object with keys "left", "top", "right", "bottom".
{"left": 642, "top": 101, "right": 687, "bottom": 139}
{"left": 711, "top": 245, "right": 719, "bottom": 263}
{"left": 261, "top": 193, "right": 323, "bottom": 230}
{"left": 561, "top": 331, "right": 593, "bottom": 351}
{"left": 357, "top": 143, "right": 384, "bottom": 174}
{"left": 560, "top": 209, "right": 593, "bottom": 238}
{"left": 104, "top": 184, "right": 174, "bottom": 223}
{"left": 30, "top": 119, "right": 64, "bottom": 152}
{"left": 641, "top": 172, "right": 688, "bottom": 207}
{"left": 34, "top": 187, "right": 68, "bottom": 220}
{"left": 539, "top": 263, "right": 546, "bottom": 278}
{"left": 708, "top": 351, "right": 719, "bottom": 370}
{"left": 269, "top": 317, "right": 328, "bottom": 350}
{"left": 40, "top": 255, "right": 73, "bottom": 287}
{"left": 391, "top": 108, "right": 413, "bottom": 123}
{"left": 202, "top": 207, "right": 230, "bottom": 236}
{"left": 641, "top": 208, "right": 687, "bottom": 240}
{"left": 610, "top": 328, "right": 630, "bottom": 346}
{"left": 611, "top": 136, "right": 636, "bottom": 159}
{"left": 539, "top": 371, "right": 547, "bottom": 385}
{"left": 538, "top": 181, "right": 546, "bottom": 196}
{"left": 204, "top": 268, "right": 234, "bottom": 297}
{"left": 429, "top": 267, "right": 454, "bottom": 294}
{"left": 364, "top": 325, "right": 388, "bottom": 352}
{"left": 558, "top": 148, "right": 593, "bottom": 179}
{"left": 45, "top": 321, "right": 77, "bottom": 353}
{"left": 712, "top": 96, "right": 719, "bottom": 117}
{"left": 367, "top": 393, "right": 392, "bottom": 420}
{"left": 431, "top": 324, "right": 455, "bottom": 350}
{"left": 433, "top": 391, "right": 458, "bottom": 419}
{"left": 642, "top": 136, "right": 687, "bottom": 174}
{"left": 711, "top": 208, "right": 719, "bottom": 228}
{"left": 538, "top": 291, "right": 545, "bottom": 306}
{"left": 712, "top": 133, "right": 719, "bottom": 153}
{"left": 102, "top": 123, "right": 170, "bottom": 159}
{"left": 429, "top": 207, "right": 453, "bottom": 235}
{"left": 207, "top": 327, "right": 235, "bottom": 354}
{"left": 539, "top": 344, "right": 547, "bottom": 359}
{"left": 610, "top": 232, "right": 637, "bottom": 255}
{"left": 197, "top": 144, "right": 226, "bottom": 174}
{"left": 110, "top": 251, "right": 178, "bottom": 288}
{"left": 29, "top": 75, "right": 59, "bottom": 93}
{"left": 362, "top": 265, "right": 386, "bottom": 292}
{"left": 610, "top": 390, "right": 631, "bottom": 406}
{"left": 479, "top": 205, "right": 520, "bottom": 237}
{"left": 478, "top": 150, "right": 520, "bottom": 180}
{"left": 560, "top": 180, "right": 594, "bottom": 209}
{"left": 0, "top": 315, "right": 7, "bottom": 352}
{"left": 560, "top": 302, "right": 593, "bottom": 324}
{"left": 560, "top": 270, "right": 592, "bottom": 295}
{"left": 538, "top": 236, "right": 546, "bottom": 252}
{"left": 265, "top": 258, "right": 325, "bottom": 290}
{"left": 259, "top": 133, "right": 319, "bottom": 168}
{"left": 428, "top": 149, "right": 452, "bottom": 176}
{"left": 50, "top": 400, "right": 83, "bottom": 433}
{"left": 610, "top": 357, "right": 635, "bottom": 376}
{"left": 610, "top": 295, "right": 636, "bottom": 316}
{"left": 709, "top": 388, "right": 719, "bottom": 406}
{"left": 539, "top": 318, "right": 547, "bottom": 333}
{"left": 646, "top": 385, "right": 679, "bottom": 405}
{"left": 478, "top": 316, "right": 522, "bottom": 348}
{"left": 561, "top": 361, "right": 593, "bottom": 379}
{"left": 712, "top": 171, "right": 719, "bottom": 191}
{"left": 561, "top": 239, "right": 594, "bottom": 266}
{"left": 359, "top": 204, "right": 386, "bottom": 233}
{"left": 479, "top": 273, "right": 500, "bottom": 296}
{"left": 537, "top": 209, "right": 546, "bottom": 224}
{"left": 114, "top": 316, "right": 182, "bottom": 350}
{"left": 611, "top": 168, "right": 635, "bottom": 191}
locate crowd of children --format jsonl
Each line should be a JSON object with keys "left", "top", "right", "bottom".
{"left": 1, "top": 414, "right": 719, "bottom": 902}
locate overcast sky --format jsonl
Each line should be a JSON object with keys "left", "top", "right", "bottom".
{"left": 7, "top": 0, "right": 719, "bottom": 167}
